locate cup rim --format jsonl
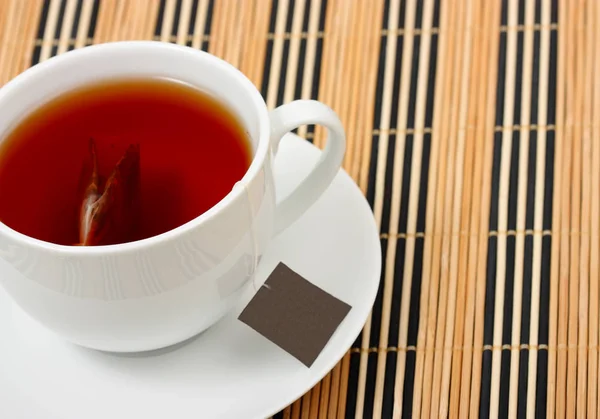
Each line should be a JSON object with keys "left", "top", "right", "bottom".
{"left": 0, "top": 41, "right": 271, "bottom": 255}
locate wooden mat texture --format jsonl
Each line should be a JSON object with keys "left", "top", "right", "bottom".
{"left": 0, "top": 0, "right": 592, "bottom": 417}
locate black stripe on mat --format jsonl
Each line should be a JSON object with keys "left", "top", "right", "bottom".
{"left": 498, "top": 234, "right": 516, "bottom": 415}
{"left": 36, "top": 0, "right": 51, "bottom": 39}
{"left": 261, "top": 0, "right": 279, "bottom": 98}
{"left": 154, "top": 0, "right": 167, "bottom": 37}
{"left": 536, "top": 236, "right": 552, "bottom": 417}
{"left": 480, "top": 236, "right": 498, "bottom": 419}
{"left": 387, "top": 4, "right": 406, "bottom": 134}
{"left": 275, "top": 0, "right": 295, "bottom": 107}
{"left": 186, "top": 0, "right": 200, "bottom": 47}
{"left": 521, "top": 126, "right": 536, "bottom": 318}
{"left": 526, "top": 37, "right": 541, "bottom": 226}
{"left": 405, "top": 0, "right": 424, "bottom": 131}
{"left": 67, "top": 0, "right": 84, "bottom": 51}
{"left": 540, "top": 161, "right": 555, "bottom": 348}
{"left": 489, "top": 31, "right": 507, "bottom": 232}
{"left": 368, "top": 130, "right": 396, "bottom": 346}
{"left": 293, "top": 0, "right": 311, "bottom": 100}
{"left": 499, "top": 208, "right": 518, "bottom": 417}
{"left": 304, "top": 0, "right": 327, "bottom": 142}
{"left": 363, "top": 351, "right": 381, "bottom": 419}
{"left": 528, "top": 5, "right": 542, "bottom": 129}
{"left": 499, "top": 347, "right": 512, "bottom": 418}
{"left": 290, "top": 0, "right": 311, "bottom": 137}
{"left": 536, "top": 348, "right": 549, "bottom": 418}
{"left": 544, "top": 30, "right": 558, "bottom": 231}
{"left": 413, "top": 0, "right": 424, "bottom": 30}
{"left": 201, "top": 0, "right": 214, "bottom": 51}
{"left": 518, "top": 0, "right": 526, "bottom": 26}
{"left": 517, "top": 349, "right": 529, "bottom": 418}
{"left": 534, "top": 0, "right": 542, "bottom": 27}
{"left": 87, "top": 0, "right": 100, "bottom": 44}
{"left": 50, "top": 0, "right": 68, "bottom": 57}
{"left": 401, "top": 237, "right": 425, "bottom": 417}
{"left": 372, "top": 0, "right": 391, "bottom": 130}
{"left": 346, "top": 351, "right": 361, "bottom": 418}
{"left": 382, "top": 350, "right": 398, "bottom": 418}
{"left": 501, "top": 0, "right": 508, "bottom": 26}
{"left": 423, "top": 22, "right": 438, "bottom": 136}
{"left": 378, "top": 65, "right": 400, "bottom": 235}
{"left": 31, "top": 0, "right": 51, "bottom": 65}
{"left": 509, "top": 29, "right": 525, "bottom": 130}
{"left": 170, "top": 0, "right": 183, "bottom": 39}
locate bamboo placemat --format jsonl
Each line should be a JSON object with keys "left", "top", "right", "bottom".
{"left": 0, "top": 0, "right": 593, "bottom": 417}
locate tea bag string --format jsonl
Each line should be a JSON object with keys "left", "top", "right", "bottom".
{"left": 233, "top": 182, "right": 260, "bottom": 292}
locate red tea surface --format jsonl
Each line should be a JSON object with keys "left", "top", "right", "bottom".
{"left": 0, "top": 78, "right": 252, "bottom": 246}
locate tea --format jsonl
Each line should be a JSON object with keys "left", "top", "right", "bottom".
{"left": 0, "top": 78, "right": 252, "bottom": 246}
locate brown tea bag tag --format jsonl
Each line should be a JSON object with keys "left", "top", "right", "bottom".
{"left": 239, "top": 262, "right": 352, "bottom": 367}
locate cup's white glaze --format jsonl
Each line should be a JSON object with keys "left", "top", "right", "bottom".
{"left": 0, "top": 41, "right": 345, "bottom": 352}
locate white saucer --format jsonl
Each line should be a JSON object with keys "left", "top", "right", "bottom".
{"left": 0, "top": 134, "right": 381, "bottom": 419}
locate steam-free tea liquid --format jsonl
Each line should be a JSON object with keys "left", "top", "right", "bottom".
{"left": 0, "top": 78, "right": 252, "bottom": 246}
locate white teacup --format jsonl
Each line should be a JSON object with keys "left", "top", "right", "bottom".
{"left": 0, "top": 41, "right": 345, "bottom": 352}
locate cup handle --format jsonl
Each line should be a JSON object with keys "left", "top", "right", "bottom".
{"left": 269, "top": 100, "right": 346, "bottom": 235}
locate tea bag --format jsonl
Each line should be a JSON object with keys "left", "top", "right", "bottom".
{"left": 78, "top": 138, "right": 141, "bottom": 246}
